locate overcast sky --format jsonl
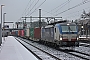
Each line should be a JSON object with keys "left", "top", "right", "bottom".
{"left": 0, "top": 0, "right": 90, "bottom": 28}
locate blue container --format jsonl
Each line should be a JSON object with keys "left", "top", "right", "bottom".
{"left": 15, "top": 31, "right": 18, "bottom": 36}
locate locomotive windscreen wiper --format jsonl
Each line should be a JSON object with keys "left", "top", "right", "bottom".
{"left": 68, "top": 26, "right": 74, "bottom": 33}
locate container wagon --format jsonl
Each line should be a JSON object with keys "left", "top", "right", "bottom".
{"left": 34, "top": 27, "right": 41, "bottom": 41}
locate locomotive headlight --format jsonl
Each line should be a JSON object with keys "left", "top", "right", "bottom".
{"left": 77, "top": 38, "right": 79, "bottom": 40}
{"left": 67, "top": 24, "right": 70, "bottom": 25}
{"left": 60, "top": 38, "right": 62, "bottom": 40}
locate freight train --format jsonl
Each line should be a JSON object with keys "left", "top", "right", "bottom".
{"left": 12, "top": 22, "right": 79, "bottom": 47}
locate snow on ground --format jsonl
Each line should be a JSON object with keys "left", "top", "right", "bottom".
{"left": 0, "top": 36, "right": 38, "bottom": 60}
{"left": 26, "top": 40, "right": 84, "bottom": 60}
{"left": 75, "top": 46, "right": 90, "bottom": 55}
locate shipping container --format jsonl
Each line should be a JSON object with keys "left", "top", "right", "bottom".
{"left": 21, "top": 30, "right": 24, "bottom": 37}
{"left": 11, "top": 32, "right": 15, "bottom": 36}
{"left": 24, "top": 29, "right": 26, "bottom": 37}
{"left": 41, "top": 27, "right": 54, "bottom": 42}
{"left": 34, "top": 28, "right": 41, "bottom": 40}
{"left": 26, "top": 28, "right": 30, "bottom": 38}
{"left": 30, "top": 28, "right": 34, "bottom": 39}
{"left": 18, "top": 30, "right": 21, "bottom": 36}
{"left": 15, "top": 31, "right": 18, "bottom": 36}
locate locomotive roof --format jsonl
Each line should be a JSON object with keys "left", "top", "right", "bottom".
{"left": 42, "top": 25, "right": 54, "bottom": 28}
{"left": 42, "top": 22, "right": 76, "bottom": 28}
{"left": 55, "top": 22, "right": 76, "bottom": 26}
{"left": 48, "top": 20, "right": 67, "bottom": 25}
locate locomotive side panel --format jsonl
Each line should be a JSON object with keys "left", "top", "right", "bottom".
{"left": 54, "top": 27, "right": 60, "bottom": 41}
{"left": 41, "top": 27, "right": 54, "bottom": 42}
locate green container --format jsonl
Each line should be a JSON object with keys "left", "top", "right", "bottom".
{"left": 30, "top": 28, "right": 34, "bottom": 38}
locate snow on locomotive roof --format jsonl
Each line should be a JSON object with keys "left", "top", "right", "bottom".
{"left": 48, "top": 20, "right": 67, "bottom": 25}
{"left": 55, "top": 22, "right": 76, "bottom": 26}
{"left": 42, "top": 22, "right": 76, "bottom": 28}
{"left": 42, "top": 25, "right": 54, "bottom": 28}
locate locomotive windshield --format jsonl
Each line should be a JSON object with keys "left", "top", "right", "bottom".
{"left": 61, "top": 25, "right": 77, "bottom": 32}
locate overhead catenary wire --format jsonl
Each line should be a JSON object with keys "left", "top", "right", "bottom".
{"left": 17, "top": 0, "right": 36, "bottom": 22}
{"left": 42, "top": 9, "right": 55, "bottom": 16}
{"left": 17, "top": 0, "right": 32, "bottom": 22}
{"left": 53, "top": 0, "right": 72, "bottom": 14}
{"left": 62, "top": 7, "right": 90, "bottom": 20}
{"left": 55, "top": 0, "right": 90, "bottom": 16}
{"left": 42, "top": 0, "right": 72, "bottom": 16}
{"left": 24, "top": 0, "right": 36, "bottom": 16}
{"left": 27, "top": 0, "right": 47, "bottom": 16}
{"left": 65, "top": 12, "right": 81, "bottom": 20}
{"left": 64, "top": 6, "right": 90, "bottom": 19}
{"left": 21, "top": 0, "right": 32, "bottom": 17}
{"left": 26, "top": 0, "right": 39, "bottom": 16}
{"left": 50, "top": 0, "right": 72, "bottom": 13}
{"left": 17, "top": 0, "right": 46, "bottom": 23}
{"left": 19, "top": 0, "right": 90, "bottom": 22}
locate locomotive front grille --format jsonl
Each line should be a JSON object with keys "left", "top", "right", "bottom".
{"left": 62, "top": 34, "right": 77, "bottom": 41}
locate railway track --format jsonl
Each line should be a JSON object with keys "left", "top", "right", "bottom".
{"left": 79, "top": 42, "right": 90, "bottom": 47}
{"left": 15, "top": 37, "right": 90, "bottom": 60}
{"left": 57, "top": 48, "right": 90, "bottom": 60}
{"left": 15, "top": 37, "right": 61, "bottom": 60}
